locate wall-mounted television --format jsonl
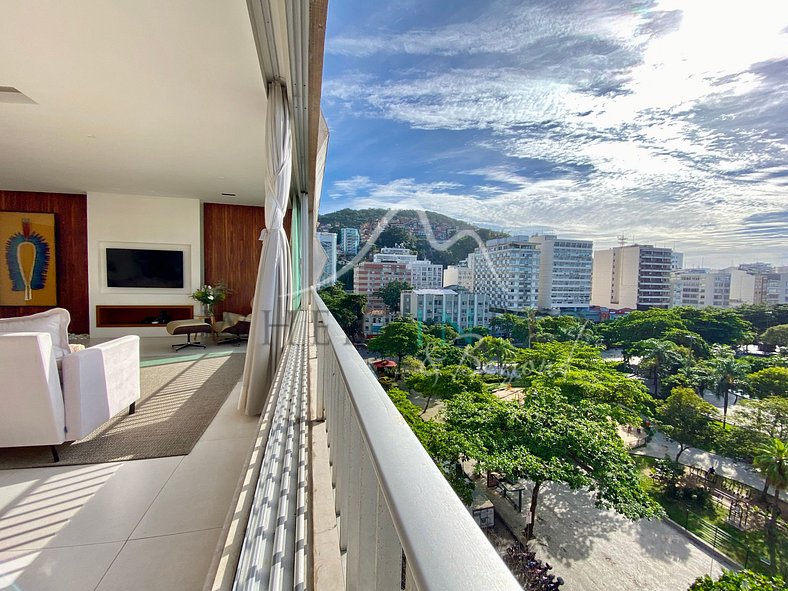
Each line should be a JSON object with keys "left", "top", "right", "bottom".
{"left": 106, "top": 248, "right": 184, "bottom": 288}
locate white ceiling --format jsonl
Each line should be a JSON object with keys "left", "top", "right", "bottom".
{"left": 0, "top": 0, "right": 269, "bottom": 204}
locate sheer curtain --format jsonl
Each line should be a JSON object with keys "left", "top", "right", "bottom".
{"left": 239, "top": 82, "right": 293, "bottom": 416}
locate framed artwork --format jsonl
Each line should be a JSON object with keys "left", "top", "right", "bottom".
{"left": 0, "top": 212, "right": 57, "bottom": 306}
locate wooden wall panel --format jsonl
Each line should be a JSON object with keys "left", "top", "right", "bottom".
{"left": 0, "top": 191, "right": 89, "bottom": 333}
{"left": 203, "top": 203, "right": 266, "bottom": 317}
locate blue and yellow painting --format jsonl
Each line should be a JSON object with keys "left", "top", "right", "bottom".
{"left": 0, "top": 212, "right": 57, "bottom": 306}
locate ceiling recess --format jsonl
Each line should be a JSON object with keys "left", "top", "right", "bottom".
{"left": 0, "top": 86, "right": 36, "bottom": 104}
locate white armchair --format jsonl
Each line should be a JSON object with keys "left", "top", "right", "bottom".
{"left": 0, "top": 309, "right": 141, "bottom": 461}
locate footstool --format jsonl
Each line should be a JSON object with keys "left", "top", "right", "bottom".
{"left": 167, "top": 319, "right": 212, "bottom": 351}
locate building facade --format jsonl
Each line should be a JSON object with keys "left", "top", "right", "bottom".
{"left": 373, "top": 247, "right": 418, "bottom": 264}
{"left": 754, "top": 272, "right": 788, "bottom": 305}
{"left": 400, "top": 288, "right": 490, "bottom": 331}
{"left": 591, "top": 244, "right": 672, "bottom": 310}
{"left": 470, "top": 236, "right": 540, "bottom": 312}
{"left": 340, "top": 227, "right": 361, "bottom": 256}
{"left": 353, "top": 261, "right": 408, "bottom": 297}
{"left": 529, "top": 234, "right": 593, "bottom": 311}
{"left": 317, "top": 232, "right": 337, "bottom": 287}
{"left": 671, "top": 269, "right": 731, "bottom": 308}
{"left": 444, "top": 259, "right": 474, "bottom": 290}
{"left": 407, "top": 260, "right": 444, "bottom": 290}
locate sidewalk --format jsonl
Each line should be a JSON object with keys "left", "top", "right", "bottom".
{"left": 631, "top": 431, "right": 767, "bottom": 493}
{"left": 473, "top": 474, "right": 732, "bottom": 591}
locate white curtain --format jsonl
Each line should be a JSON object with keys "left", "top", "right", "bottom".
{"left": 239, "top": 83, "right": 293, "bottom": 416}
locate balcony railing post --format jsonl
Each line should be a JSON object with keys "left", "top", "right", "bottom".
{"left": 338, "top": 383, "right": 353, "bottom": 552}
{"left": 374, "top": 483, "right": 401, "bottom": 590}
{"left": 345, "top": 413, "right": 363, "bottom": 590}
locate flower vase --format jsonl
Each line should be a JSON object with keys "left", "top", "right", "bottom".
{"left": 201, "top": 303, "right": 214, "bottom": 318}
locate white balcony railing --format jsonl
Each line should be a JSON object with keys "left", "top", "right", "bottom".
{"left": 312, "top": 289, "right": 520, "bottom": 590}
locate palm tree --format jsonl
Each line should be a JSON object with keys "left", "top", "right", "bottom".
{"left": 711, "top": 349, "right": 748, "bottom": 428}
{"left": 753, "top": 438, "right": 788, "bottom": 574}
{"left": 637, "top": 339, "right": 686, "bottom": 397}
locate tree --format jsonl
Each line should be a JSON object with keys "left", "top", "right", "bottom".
{"left": 423, "top": 322, "right": 460, "bottom": 342}
{"left": 761, "top": 324, "right": 788, "bottom": 347}
{"left": 676, "top": 307, "right": 754, "bottom": 347}
{"left": 399, "top": 355, "right": 425, "bottom": 378}
{"left": 747, "top": 367, "right": 788, "bottom": 399}
{"left": 445, "top": 388, "right": 663, "bottom": 539}
{"left": 419, "top": 334, "right": 471, "bottom": 368}
{"left": 688, "top": 570, "right": 785, "bottom": 591}
{"left": 738, "top": 397, "right": 788, "bottom": 441}
{"left": 472, "top": 336, "right": 517, "bottom": 374}
{"left": 374, "top": 280, "right": 412, "bottom": 313}
{"left": 737, "top": 304, "right": 788, "bottom": 335}
{"left": 663, "top": 328, "right": 710, "bottom": 359}
{"left": 660, "top": 387, "right": 718, "bottom": 462}
{"left": 515, "top": 341, "right": 653, "bottom": 418}
{"left": 711, "top": 348, "right": 749, "bottom": 427}
{"left": 405, "top": 365, "right": 483, "bottom": 412}
{"left": 601, "top": 308, "right": 686, "bottom": 347}
{"left": 368, "top": 317, "right": 422, "bottom": 371}
{"left": 753, "top": 438, "right": 788, "bottom": 573}
{"left": 632, "top": 338, "right": 688, "bottom": 397}
{"left": 317, "top": 283, "right": 366, "bottom": 339}
{"left": 376, "top": 226, "right": 415, "bottom": 249}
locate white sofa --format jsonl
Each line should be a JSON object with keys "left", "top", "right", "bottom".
{"left": 0, "top": 308, "right": 140, "bottom": 461}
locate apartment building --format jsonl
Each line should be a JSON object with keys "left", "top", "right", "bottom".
{"left": 373, "top": 247, "right": 418, "bottom": 264}
{"left": 470, "top": 236, "right": 540, "bottom": 312}
{"left": 591, "top": 244, "right": 673, "bottom": 310}
{"left": 529, "top": 234, "right": 593, "bottom": 311}
{"left": 755, "top": 272, "right": 788, "bottom": 304}
{"left": 444, "top": 259, "right": 474, "bottom": 290}
{"left": 400, "top": 288, "right": 490, "bottom": 331}
{"left": 353, "top": 261, "right": 408, "bottom": 297}
{"left": 317, "top": 231, "right": 337, "bottom": 287}
{"left": 407, "top": 259, "right": 444, "bottom": 289}
{"left": 671, "top": 269, "right": 731, "bottom": 308}
{"left": 671, "top": 252, "right": 684, "bottom": 271}
{"left": 340, "top": 227, "right": 361, "bottom": 255}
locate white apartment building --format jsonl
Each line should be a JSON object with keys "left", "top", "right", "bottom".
{"left": 407, "top": 259, "right": 443, "bottom": 289}
{"left": 317, "top": 231, "right": 337, "bottom": 287}
{"left": 755, "top": 272, "right": 788, "bottom": 304}
{"left": 671, "top": 269, "right": 731, "bottom": 308}
{"left": 443, "top": 259, "right": 474, "bottom": 290}
{"left": 470, "top": 236, "right": 540, "bottom": 312}
{"left": 591, "top": 244, "right": 673, "bottom": 309}
{"left": 340, "top": 227, "right": 360, "bottom": 255}
{"left": 373, "top": 247, "right": 418, "bottom": 264}
{"left": 671, "top": 252, "right": 684, "bottom": 271}
{"left": 529, "top": 234, "right": 593, "bottom": 311}
{"left": 725, "top": 267, "right": 757, "bottom": 306}
{"left": 400, "top": 288, "right": 490, "bottom": 331}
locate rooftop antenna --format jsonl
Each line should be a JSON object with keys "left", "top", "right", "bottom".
{"left": 617, "top": 234, "right": 627, "bottom": 247}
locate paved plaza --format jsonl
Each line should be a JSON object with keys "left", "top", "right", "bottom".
{"left": 483, "top": 478, "right": 734, "bottom": 591}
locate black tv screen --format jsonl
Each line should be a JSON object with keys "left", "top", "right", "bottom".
{"left": 106, "top": 248, "right": 184, "bottom": 288}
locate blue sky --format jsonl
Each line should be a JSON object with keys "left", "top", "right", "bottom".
{"left": 319, "top": 0, "right": 788, "bottom": 268}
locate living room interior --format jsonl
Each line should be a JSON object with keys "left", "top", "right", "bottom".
{"left": 0, "top": 2, "right": 517, "bottom": 590}
{"left": 0, "top": 1, "right": 319, "bottom": 590}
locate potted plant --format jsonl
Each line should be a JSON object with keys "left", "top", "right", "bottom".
{"left": 190, "top": 282, "right": 230, "bottom": 317}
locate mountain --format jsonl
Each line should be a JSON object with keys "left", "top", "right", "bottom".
{"left": 317, "top": 208, "right": 508, "bottom": 267}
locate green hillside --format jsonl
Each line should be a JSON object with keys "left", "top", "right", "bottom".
{"left": 318, "top": 207, "right": 508, "bottom": 267}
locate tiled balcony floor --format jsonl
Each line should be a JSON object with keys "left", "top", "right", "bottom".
{"left": 0, "top": 339, "right": 257, "bottom": 591}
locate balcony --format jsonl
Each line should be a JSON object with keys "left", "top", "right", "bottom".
{"left": 209, "top": 291, "right": 520, "bottom": 590}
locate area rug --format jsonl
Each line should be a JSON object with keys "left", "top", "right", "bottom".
{"left": 0, "top": 352, "right": 246, "bottom": 469}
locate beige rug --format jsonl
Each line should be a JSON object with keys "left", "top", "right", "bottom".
{"left": 0, "top": 353, "right": 245, "bottom": 469}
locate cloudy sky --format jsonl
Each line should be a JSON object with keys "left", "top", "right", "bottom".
{"left": 319, "top": 0, "right": 788, "bottom": 268}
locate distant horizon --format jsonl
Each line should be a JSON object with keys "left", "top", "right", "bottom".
{"left": 320, "top": 1, "right": 788, "bottom": 272}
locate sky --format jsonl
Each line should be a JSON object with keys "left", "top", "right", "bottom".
{"left": 319, "top": 0, "right": 788, "bottom": 268}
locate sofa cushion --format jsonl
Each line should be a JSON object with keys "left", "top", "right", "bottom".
{"left": 0, "top": 308, "right": 71, "bottom": 359}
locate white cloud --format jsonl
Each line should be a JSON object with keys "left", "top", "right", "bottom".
{"left": 323, "top": 0, "right": 788, "bottom": 266}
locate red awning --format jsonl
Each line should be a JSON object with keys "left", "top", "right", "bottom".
{"left": 373, "top": 359, "right": 397, "bottom": 368}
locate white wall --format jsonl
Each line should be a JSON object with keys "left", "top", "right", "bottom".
{"left": 87, "top": 193, "right": 202, "bottom": 337}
